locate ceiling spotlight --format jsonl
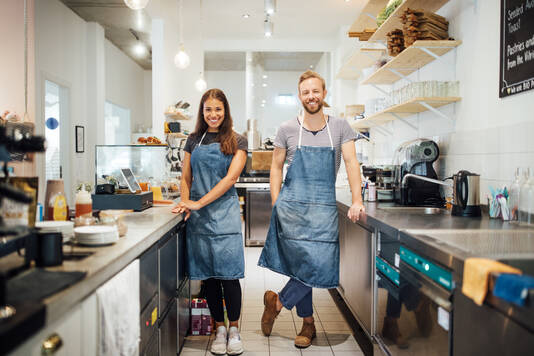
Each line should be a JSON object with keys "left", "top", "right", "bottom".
{"left": 133, "top": 42, "right": 147, "bottom": 57}
{"left": 309, "top": 65, "right": 314, "bottom": 69}
{"left": 264, "top": 0, "right": 276, "bottom": 15}
{"left": 345, "top": 0, "right": 350, "bottom": 2}
{"left": 264, "top": 16, "right": 273, "bottom": 37}
{"left": 262, "top": 83, "right": 268, "bottom": 87}
{"left": 261, "top": 103, "right": 265, "bottom": 107}
{"left": 242, "top": 14, "right": 250, "bottom": 18}
{"left": 262, "top": 99, "right": 266, "bottom": 103}
{"left": 262, "top": 74, "right": 268, "bottom": 79}
{"left": 124, "top": 0, "right": 150, "bottom": 10}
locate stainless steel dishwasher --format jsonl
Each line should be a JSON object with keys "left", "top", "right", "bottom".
{"left": 245, "top": 185, "right": 271, "bottom": 246}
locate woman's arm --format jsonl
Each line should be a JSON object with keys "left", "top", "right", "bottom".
{"left": 180, "top": 152, "right": 192, "bottom": 201}
{"left": 181, "top": 149, "right": 247, "bottom": 210}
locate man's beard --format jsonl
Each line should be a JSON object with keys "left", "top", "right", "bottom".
{"left": 303, "top": 100, "right": 323, "bottom": 115}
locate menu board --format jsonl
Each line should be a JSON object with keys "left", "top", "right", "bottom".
{"left": 499, "top": 0, "right": 534, "bottom": 98}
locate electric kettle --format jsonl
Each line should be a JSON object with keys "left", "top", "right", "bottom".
{"left": 452, "top": 170, "right": 481, "bottom": 217}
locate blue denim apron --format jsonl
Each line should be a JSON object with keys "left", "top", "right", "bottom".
{"left": 186, "top": 132, "right": 245, "bottom": 280}
{"left": 258, "top": 116, "right": 339, "bottom": 289}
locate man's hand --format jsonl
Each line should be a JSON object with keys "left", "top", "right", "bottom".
{"left": 347, "top": 201, "right": 365, "bottom": 222}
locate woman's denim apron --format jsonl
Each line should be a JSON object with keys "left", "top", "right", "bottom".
{"left": 258, "top": 116, "right": 339, "bottom": 289}
{"left": 186, "top": 132, "right": 245, "bottom": 280}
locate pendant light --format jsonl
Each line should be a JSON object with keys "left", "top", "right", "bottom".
{"left": 174, "top": 0, "right": 190, "bottom": 69}
{"left": 124, "top": 0, "right": 150, "bottom": 10}
{"left": 194, "top": 0, "right": 207, "bottom": 91}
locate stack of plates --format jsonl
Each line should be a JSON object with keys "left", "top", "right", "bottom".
{"left": 74, "top": 225, "right": 119, "bottom": 246}
{"left": 35, "top": 221, "right": 75, "bottom": 242}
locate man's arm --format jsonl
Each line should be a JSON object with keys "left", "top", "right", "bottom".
{"left": 341, "top": 141, "right": 365, "bottom": 222}
{"left": 270, "top": 147, "right": 287, "bottom": 206}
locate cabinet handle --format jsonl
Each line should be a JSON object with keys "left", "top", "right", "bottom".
{"left": 41, "top": 333, "right": 63, "bottom": 355}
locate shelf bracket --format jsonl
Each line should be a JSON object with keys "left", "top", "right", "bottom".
{"left": 387, "top": 68, "right": 413, "bottom": 84}
{"left": 371, "top": 125, "right": 392, "bottom": 136}
{"left": 418, "top": 46, "right": 455, "bottom": 72}
{"left": 363, "top": 12, "right": 377, "bottom": 21}
{"left": 418, "top": 101, "right": 453, "bottom": 122}
{"left": 390, "top": 113, "right": 418, "bottom": 131}
{"left": 370, "top": 84, "right": 389, "bottom": 96}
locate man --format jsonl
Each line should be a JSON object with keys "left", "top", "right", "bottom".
{"left": 258, "top": 70, "right": 365, "bottom": 348}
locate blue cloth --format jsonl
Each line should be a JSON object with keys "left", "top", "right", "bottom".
{"left": 258, "top": 144, "right": 339, "bottom": 289}
{"left": 279, "top": 278, "right": 313, "bottom": 318}
{"left": 186, "top": 139, "right": 245, "bottom": 280}
{"left": 493, "top": 273, "right": 534, "bottom": 307}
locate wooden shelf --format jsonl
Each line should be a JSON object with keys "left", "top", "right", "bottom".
{"left": 164, "top": 111, "right": 190, "bottom": 120}
{"left": 368, "top": 0, "right": 451, "bottom": 42}
{"left": 361, "top": 40, "right": 461, "bottom": 85}
{"left": 166, "top": 132, "right": 188, "bottom": 138}
{"left": 350, "top": 96, "right": 460, "bottom": 129}
{"left": 348, "top": 0, "right": 389, "bottom": 35}
{"left": 336, "top": 46, "right": 386, "bottom": 80}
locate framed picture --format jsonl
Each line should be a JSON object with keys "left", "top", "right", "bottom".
{"left": 75, "top": 125, "right": 84, "bottom": 153}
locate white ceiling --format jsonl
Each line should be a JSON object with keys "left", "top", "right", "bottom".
{"left": 204, "top": 51, "right": 325, "bottom": 71}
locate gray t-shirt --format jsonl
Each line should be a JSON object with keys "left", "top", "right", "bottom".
{"left": 274, "top": 116, "right": 357, "bottom": 175}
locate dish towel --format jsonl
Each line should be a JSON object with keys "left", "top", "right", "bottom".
{"left": 462, "top": 258, "right": 521, "bottom": 306}
{"left": 97, "top": 259, "right": 140, "bottom": 356}
{"left": 493, "top": 273, "right": 534, "bottom": 307}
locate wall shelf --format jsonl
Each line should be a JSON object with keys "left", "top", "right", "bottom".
{"left": 368, "top": 0, "right": 450, "bottom": 42}
{"left": 361, "top": 40, "right": 461, "bottom": 85}
{"left": 164, "top": 111, "right": 190, "bottom": 121}
{"left": 336, "top": 46, "right": 386, "bottom": 80}
{"left": 350, "top": 96, "right": 461, "bottom": 129}
{"left": 348, "top": 0, "right": 389, "bottom": 37}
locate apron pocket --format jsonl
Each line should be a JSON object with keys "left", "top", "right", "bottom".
{"left": 276, "top": 199, "right": 338, "bottom": 242}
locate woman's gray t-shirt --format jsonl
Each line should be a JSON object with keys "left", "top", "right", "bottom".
{"left": 273, "top": 116, "right": 357, "bottom": 175}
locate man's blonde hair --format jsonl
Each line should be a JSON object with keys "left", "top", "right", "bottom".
{"left": 298, "top": 70, "right": 326, "bottom": 91}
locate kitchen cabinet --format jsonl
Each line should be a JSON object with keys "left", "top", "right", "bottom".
{"left": 8, "top": 293, "right": 97, "bottom": 356}
{"left": 337, "top": 208, "right": 375, "bottom": 336}
{"left": 245, "top": 187, "right": 271, "bottom": 246}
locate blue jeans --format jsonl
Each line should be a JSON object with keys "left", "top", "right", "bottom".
{"left": 278, "top": 278, "right": 313, "bottom": 318}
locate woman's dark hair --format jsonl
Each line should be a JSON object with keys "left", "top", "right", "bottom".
{"left": 192, "top": 88, "right": 237, "bottom": 155}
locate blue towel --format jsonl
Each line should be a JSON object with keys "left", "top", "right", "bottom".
{"left": 493, "top": 273, "right": 534, "bottom": 307}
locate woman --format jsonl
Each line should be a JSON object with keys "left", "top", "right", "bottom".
{"left": 173, "top": 89, "right": 247, "bottom": 355}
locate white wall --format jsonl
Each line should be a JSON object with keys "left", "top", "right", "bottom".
{"left": 345, "top": 0, "right": 534, "bottom": 199}
{"left": 0, "top": 0, "right": 35, "bottom": 176}
{"left": 205, "top": 71, "right": 246, "bottom": 133}
{"left": 105, "top": 40, "right": 151, "bottom": 135}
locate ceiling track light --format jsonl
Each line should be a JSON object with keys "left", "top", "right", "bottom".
{"left": 124, "top": 0, "right": 150, "bottom": 10}
{"left": 264, "top": 0, "right": 276, "bottom": 15}
{"left": 264, "top": 15, "right": 273, "bottom": 38}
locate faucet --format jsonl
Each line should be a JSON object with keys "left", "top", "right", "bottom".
{"left": 402, "top": 174, "right": 453, "bottom": 188}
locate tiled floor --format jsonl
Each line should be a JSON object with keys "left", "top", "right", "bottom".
{"left": 181, "top": 247, "right": 364, "bottom": 356}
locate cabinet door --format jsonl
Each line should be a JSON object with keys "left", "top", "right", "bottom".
{"left": 337, "top": 209, "right": 348, "bottom": 295}
{"left": 9, "top": 304, "right": 83, "bottom": 356}
{"left": 159, "top": 231, "right": 177, "bottom": 317}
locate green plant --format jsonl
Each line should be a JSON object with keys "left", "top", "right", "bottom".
{"left": 377, "top": 0, "right": 403, "bottom": 27}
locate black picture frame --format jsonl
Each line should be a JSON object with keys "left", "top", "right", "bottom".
{"left": 75, "top": 125, "right": 84, "bottom": 153}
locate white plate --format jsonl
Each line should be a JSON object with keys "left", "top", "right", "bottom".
{"left": 36, "top": 221, "right": 74, "bottom": 230}
{"left": 74, "top": 225, "right": 119, "bottom": 245}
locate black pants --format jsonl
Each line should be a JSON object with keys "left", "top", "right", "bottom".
{"left": 204, "top": 278, "right": 242, "bottom": 322}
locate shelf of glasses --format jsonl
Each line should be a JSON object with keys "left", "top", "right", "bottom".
{"left": 336, "top": 46, "right": 386, "bottom": 80}
{"left": 368, "top": 0, "right": 451, "bottom": 42}
{"left": 361, "top": 40, "right": 462, "bottom": 85}
{"left": 347, "top": 0, "right": 389, "bottom": 37}
{"left": 350, "top": 96, "right": 461, "bottom": 129}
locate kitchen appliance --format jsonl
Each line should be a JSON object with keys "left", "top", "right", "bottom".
{"left": 96, "top": 183, "right": 115, "bottom": 195}
{"left": 246, "top": 119, "right": 262, "bottom": 150}
{"left": 393, "top": 139, "right": 444, "bottom": 207}
{"left": 452, "top": 170, "right": 481, "bottom": 217}
{"left": 245, "top": 186, "right": 271, "bottom": 246}
{"left": 92, "top": 191, "right": 153, "bottom": 211}
{"left": 363, "top": 165, "right": 396, "bottom": 201}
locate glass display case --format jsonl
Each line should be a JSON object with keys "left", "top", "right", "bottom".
{"left": 95, "top": 145, "right": 180, "bottom": 198}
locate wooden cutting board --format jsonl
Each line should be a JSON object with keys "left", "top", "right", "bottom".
{"left": 251, "top": 151, "right": 273, "bottom": 171}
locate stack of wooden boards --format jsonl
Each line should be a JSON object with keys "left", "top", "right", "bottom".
{"left": 385, "top": 8, "right": 449, "bottom": 56}
{"left": 348, "top": 29, "right": 376, "bottom": 41}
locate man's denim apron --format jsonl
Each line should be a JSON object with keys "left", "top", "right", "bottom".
{"left": 258, "top": 116, "right": 339, "bottom": 289}
{"left": 186, "top": 132, "right": 245, "bottom": 280}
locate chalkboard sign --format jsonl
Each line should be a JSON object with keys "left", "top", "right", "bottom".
{"left": 499, "top": 0, "right": 534, "bottom": 98}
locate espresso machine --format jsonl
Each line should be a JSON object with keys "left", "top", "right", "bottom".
{"left": 393, "top": 139, "right": 445, "bottom": 207}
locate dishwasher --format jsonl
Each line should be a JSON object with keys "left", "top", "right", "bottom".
{"left": 245, "top": 187, "right": 271, "bottom": 246}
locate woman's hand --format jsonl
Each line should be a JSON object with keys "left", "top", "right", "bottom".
{"left": 347, "top": 201, "right": 365, "bottom": 223}
{"left": 178, "top": 199, "right": 202, "bottom": 211}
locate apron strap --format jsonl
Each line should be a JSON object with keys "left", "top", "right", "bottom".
{"left": 198, "top": 131, "right": 208, "bottom": 146}
{"left": 297, "top": 114, "right": 334, "bottom": 150}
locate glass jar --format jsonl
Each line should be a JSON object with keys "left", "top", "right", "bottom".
{"left": 508, "top": 167, "right": 523, "bottom": 222}
{"left": 519, "top": 168, "right": 534, "bottom": 226}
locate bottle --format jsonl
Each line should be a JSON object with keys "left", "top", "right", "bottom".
{"left": 45, "top": 179, "right": 68, "bottom": 221}
{"left": 75, "top": 185, "right": 93, "bottom": 217}
{"left": 368, "top": 182, "right": 377, "bottom": 202}
{"left": 519, "top": 168, "right": 533, "bottom": 225}
{"left": 508, "top": 167, "right": 522, "bottom": 222}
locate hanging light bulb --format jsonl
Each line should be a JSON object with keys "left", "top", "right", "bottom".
{"left": 264, "top": 15, "right": 273, "bottom": 37}
{"left": 124, "top": 0, "right": 150, "bottom": 10}
{"left": 174, "top": 44, "right": 190, "bottom": 69}
{"left": 195, "top": 72, "right": 207, "bottom": 92}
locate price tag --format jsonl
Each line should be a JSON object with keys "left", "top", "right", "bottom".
{"left": 394, "top": 253, "right": 400, "bottom": 268}
{"left": 438, "top": 307, "right": 449, "bottom": 331}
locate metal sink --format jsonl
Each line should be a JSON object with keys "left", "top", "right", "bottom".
{"left": 378, "top": 206, "right": 446, "bottom": 215}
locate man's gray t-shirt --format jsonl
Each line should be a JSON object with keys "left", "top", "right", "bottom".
{"left": 274, "top": 116, "right": 357, "bottom": 175}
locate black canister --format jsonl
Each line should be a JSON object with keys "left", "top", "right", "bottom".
{"left": 36, "top": 232, "right": 63, "bottom": 267}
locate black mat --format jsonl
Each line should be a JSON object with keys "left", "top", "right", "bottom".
{"left": 6, "top": 268, "right": 86, "bottom": 304}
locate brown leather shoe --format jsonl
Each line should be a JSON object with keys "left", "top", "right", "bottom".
{"left": 294, "top": 319, "right": 316, "bottom": 348}
{"left": 261, "top": 290, "right": 281, "bottom": 336}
